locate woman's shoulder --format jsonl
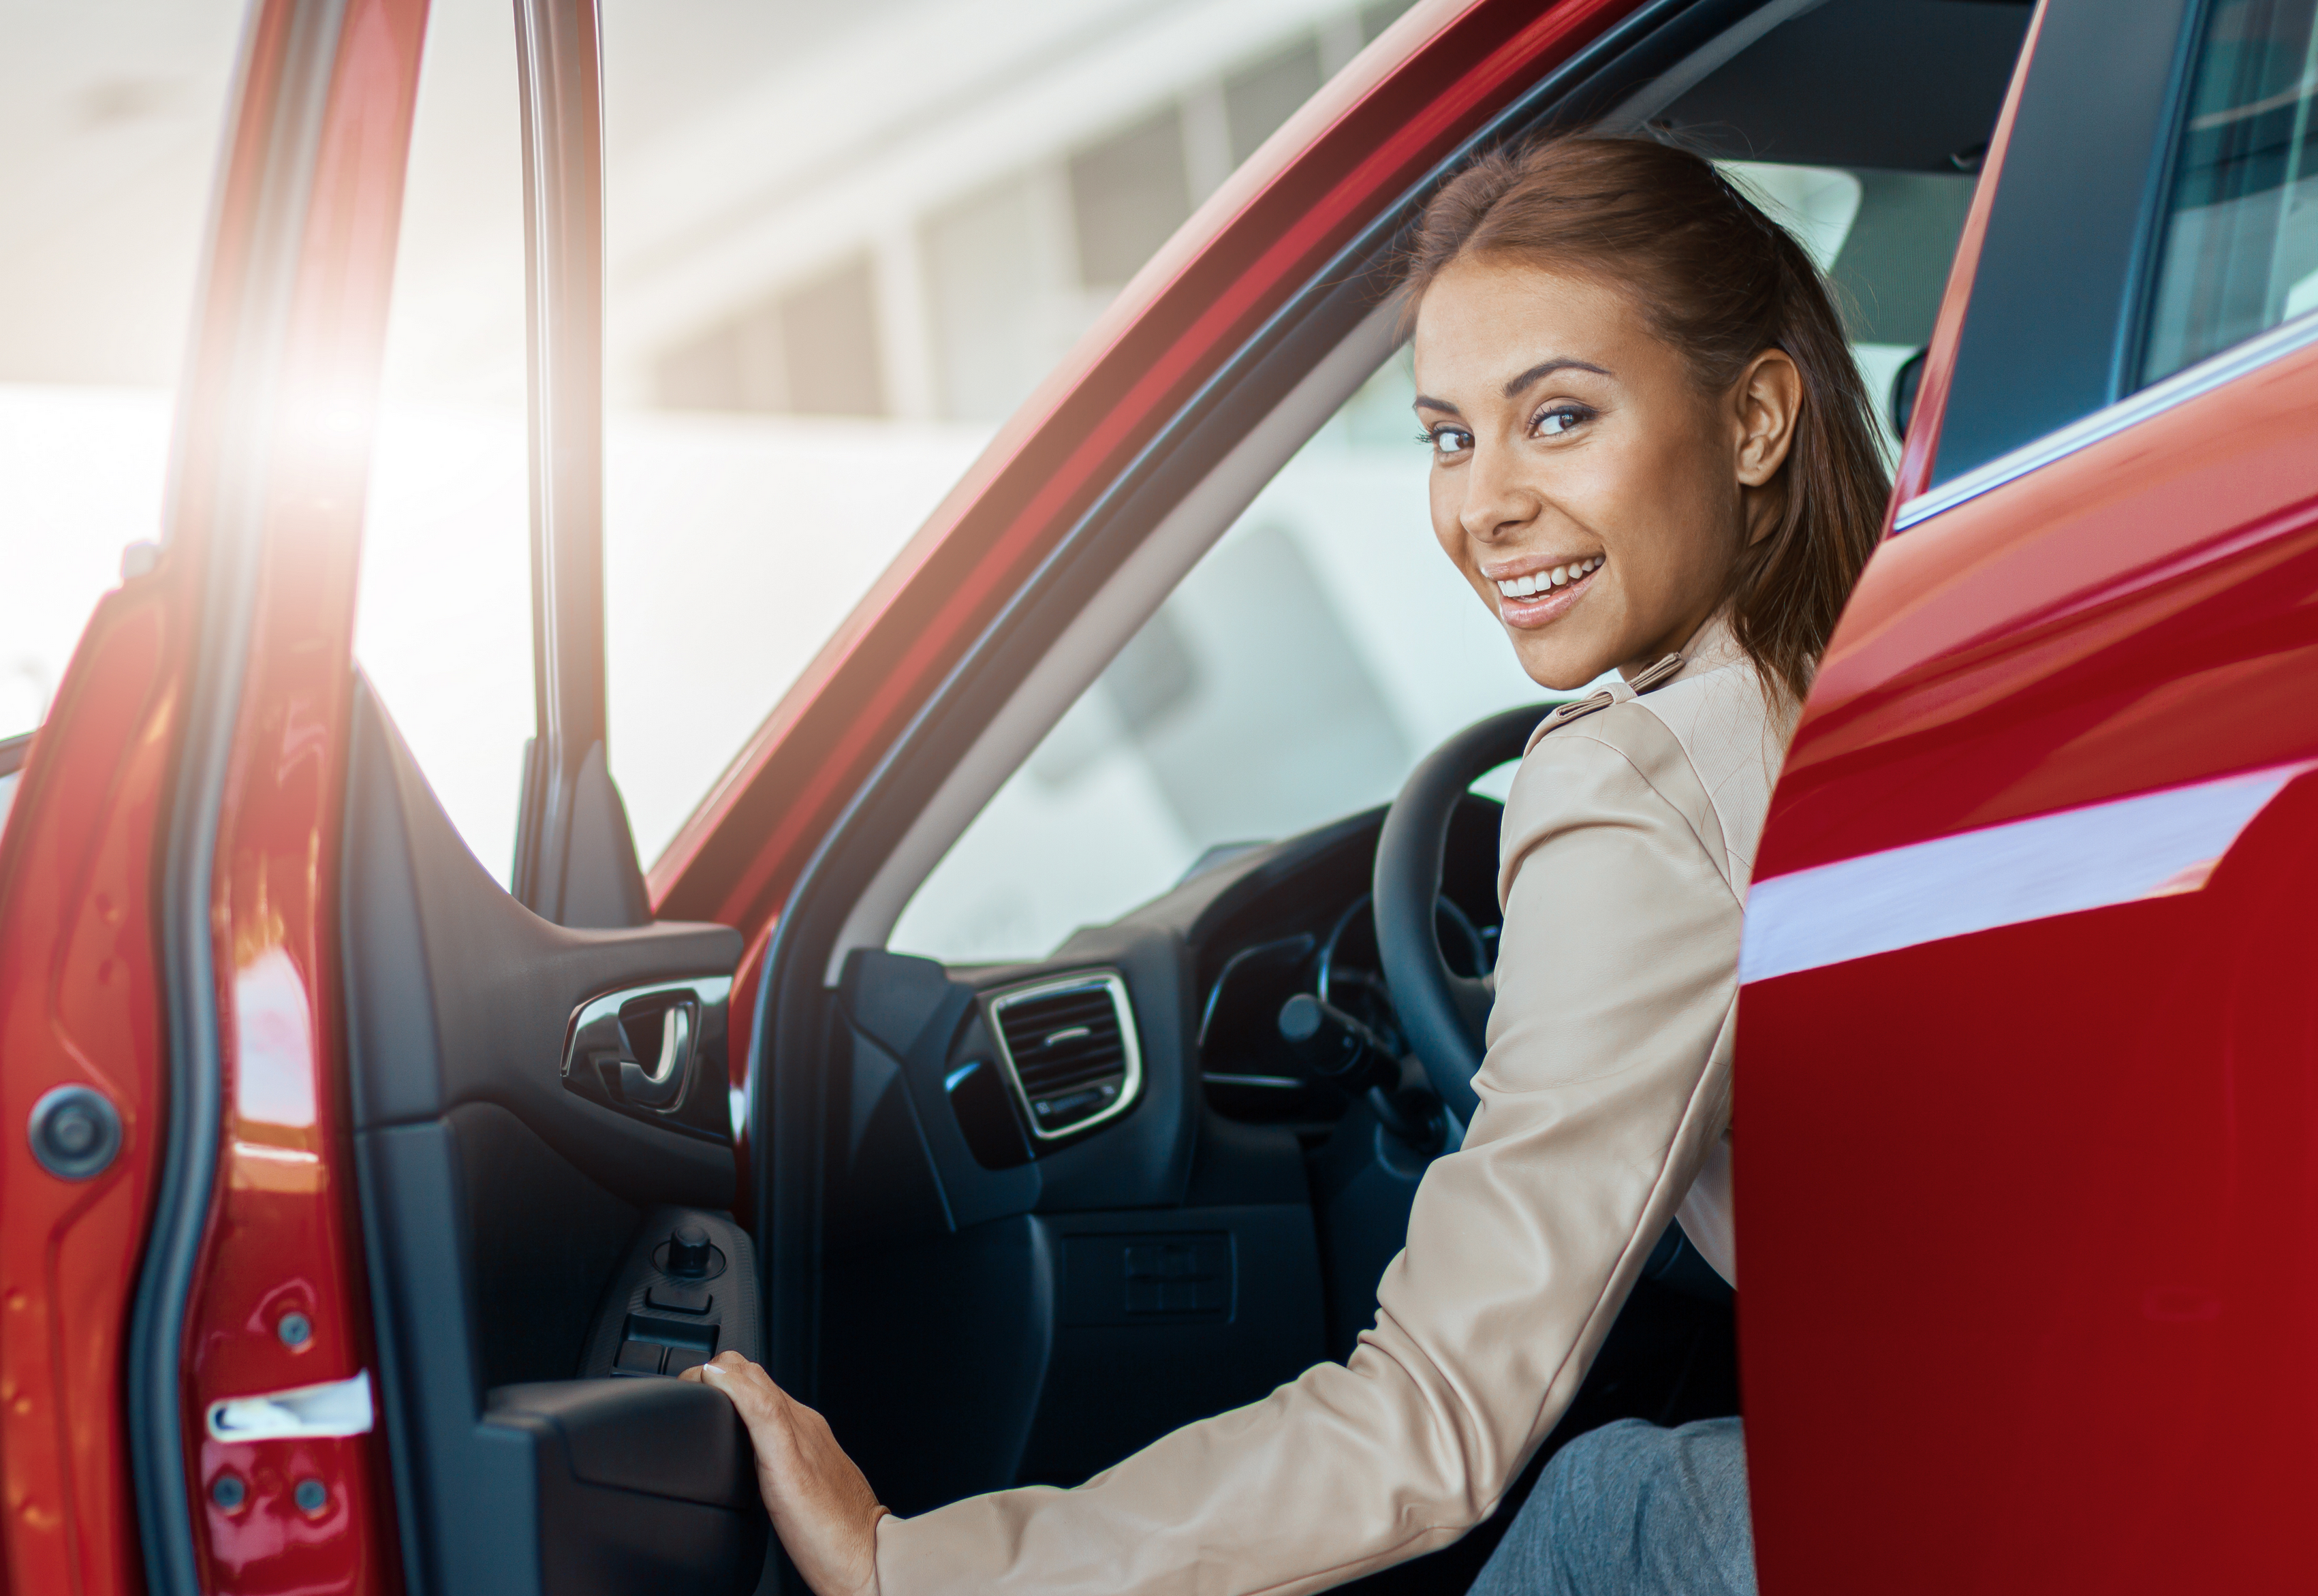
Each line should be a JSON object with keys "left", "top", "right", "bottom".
{"left": 1501, "top": 648, "right": 1779, "bottom": 903}
{"left": 1506, "top": 697, "right": 1720, "bottom": 841}
{"left": 1494, "top": 700, "right": 1741, "bottom": 914}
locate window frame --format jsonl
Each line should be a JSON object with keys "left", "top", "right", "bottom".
{"left": 1929, "top": 0, "right": 2204, "bottom": 490}
{"left": 1900, "top": 0, "right": 2318, "bottom": 531}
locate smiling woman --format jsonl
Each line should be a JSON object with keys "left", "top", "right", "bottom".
{"left": 1412, "top": 264, "right": 1802, "bottom": 691}
{"left": 894, "top": 140, "right": 1898, "bottom": 969}
{"left": 1405, "top": 136, "right": 1888, "bottom": 704}
{"left": 698, "top": 132, "right": 1890, "bottom": 1596}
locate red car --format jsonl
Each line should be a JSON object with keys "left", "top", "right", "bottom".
{"left": 4, "top": 0, "right": 2313, "bottom": 1591}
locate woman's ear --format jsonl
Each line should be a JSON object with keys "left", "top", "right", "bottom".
{"left": 1732, "top": 349, "right": 1802, "bottom": 492}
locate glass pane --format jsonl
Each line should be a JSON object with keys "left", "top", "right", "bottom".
{"left": 890, "top": 353, "right": 1543, "bottom": 965}
{"left": 2142, "top": 0, "right": 2318, "bottom": 386}
{"left": 0, "top": 3, "right": 245, "bottom": 738}
{"left": 353, "top": 0, "right": 534, "bottom": 885}
{"left": 596, "top": 1, "right": 1379, "bottom": 868}
{"left": 891, "top": 154, "right": 1962, "bottom": 965}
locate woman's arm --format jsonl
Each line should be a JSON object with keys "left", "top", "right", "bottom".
{"left": 705, "top": 711, "right": 1744, "bottom": 1596}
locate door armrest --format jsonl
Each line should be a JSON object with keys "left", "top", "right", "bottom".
{"left": 485, "top": 1379, "right": 768, "bottom": 1593}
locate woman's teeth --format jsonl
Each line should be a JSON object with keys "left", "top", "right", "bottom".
{"left": 1496, "top": 555, "right": 1602, "bottom": 599}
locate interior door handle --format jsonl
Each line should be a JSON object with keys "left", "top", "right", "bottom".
{"left": 619, "top": 1002, "right": 692, "bottom": 1108}
{"left": 561, "top": 977, "right": 730, "bottom": 1119}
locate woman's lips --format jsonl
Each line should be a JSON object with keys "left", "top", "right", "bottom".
{"left": 1493, "top": 556, "right": 1602, "bottom": 627}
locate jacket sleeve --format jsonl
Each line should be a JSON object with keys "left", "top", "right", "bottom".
{"left": 874, "top": 717, "right": 1744, "bottom": 1596}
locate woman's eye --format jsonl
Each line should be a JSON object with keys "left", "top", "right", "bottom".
{"left": 1424, "top": 426, "right": 1473, "bottom": 460}
{"left": 1533, "top": 405, "right": 1591, "bottom": 439}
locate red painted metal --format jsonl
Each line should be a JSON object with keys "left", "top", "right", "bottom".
{"left": 647, "top": 0, "right": 1644, "bottom": 933}
{"left": 0, "top": 578, "right": 181, "bottom": 1596}
{"left": 1741, "top": 285, "right": 2318, "bottom": 1587}
{"left": 150, "top": 0, "right": 430, "bottom": 1591}
{"left": 0, "top": 0, "right": 426, "bottom": 1584}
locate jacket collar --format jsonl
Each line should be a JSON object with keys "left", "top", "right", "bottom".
{"left": 1521, "top": 610, "right": 1745, "bottom": 755}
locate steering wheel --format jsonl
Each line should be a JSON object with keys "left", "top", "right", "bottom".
{"left": 1373, "top": 704, "right": 1551, "bottom": 1123}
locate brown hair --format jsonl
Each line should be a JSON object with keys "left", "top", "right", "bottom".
{"left": 1402, "top": 135, "right": 1888, "bottom": 702}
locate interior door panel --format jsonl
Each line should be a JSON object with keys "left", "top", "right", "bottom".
{"left": 339, "top": 680, "right": 764, "bottom": 1594}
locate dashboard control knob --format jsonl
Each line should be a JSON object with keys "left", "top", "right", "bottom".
{"left": 1279, "top": 996, "right": 1443, "bottom": 1156}
{"left": 1277, "top": 995, "right": 1394, "bottom": 1089}
{"left": 665, "top": 1221, "right": 714, "bottom": 1277}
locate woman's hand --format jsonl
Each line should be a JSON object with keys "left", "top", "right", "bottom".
{"left": 682, "top": 1351, "right": 887, "bottom": 1596}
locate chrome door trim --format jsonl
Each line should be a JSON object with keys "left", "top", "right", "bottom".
{"left": 1896, "top": 309, "right": 2318, "bottom": 531}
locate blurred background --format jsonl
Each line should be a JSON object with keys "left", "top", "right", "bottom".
{"left": 1, "top": 0, "right": 1947, "bottom": 960}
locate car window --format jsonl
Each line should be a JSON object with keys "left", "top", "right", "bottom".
{"left": 0, "top": 3, "right": 245, "bottom": 740}
{"left": 353, "top": 0, "right": 535, "bottom": 885}
{"left": 890, "top": 157, "right": 1949, "bottom": 965}
{"left": 594, "top": 0, "right": 1418, "bottom": 869}
{"left": 2139, "top": 0, "right": 2318, "bottom": 385}
{"left": 890, "top": 349, "right": 1539, "bottom": 966}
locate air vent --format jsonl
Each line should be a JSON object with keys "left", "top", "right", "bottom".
{"left": 987, "top": 972, "right": 1142, "bottom": 1140}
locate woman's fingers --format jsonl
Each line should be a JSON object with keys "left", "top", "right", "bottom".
{"left": 694, "top": 1352, "right": 886, "bottom": 1596}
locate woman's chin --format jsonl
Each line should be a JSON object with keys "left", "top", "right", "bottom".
{"left": 1515, "top": 651, "right": 1615, "bottom": 695}
{"left": 1498, "top": 613, "right": 1609, "bottom": 691}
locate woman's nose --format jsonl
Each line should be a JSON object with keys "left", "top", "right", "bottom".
{"left": 1458, "top": 445, "right": 1532, "bottom": 543}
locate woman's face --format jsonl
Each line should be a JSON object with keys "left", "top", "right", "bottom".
{"left": 1411, "top": 255, "right": 1798, "bottom": 690}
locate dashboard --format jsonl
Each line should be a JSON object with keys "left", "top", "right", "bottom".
{"left": 819, "top": 792, "right": 1509, "bottom": 1509}
{"left": 1191, "top": 794, "right": 1503, "bottom": 1126}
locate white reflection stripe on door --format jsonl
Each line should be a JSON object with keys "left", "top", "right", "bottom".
{"left": 1740, "top": 762, "right": 2313, "bottom": 985}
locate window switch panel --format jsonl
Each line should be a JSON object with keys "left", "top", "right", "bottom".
{"left": 646, "top": 1283, "right": 712, "bottom": 1315}
{"left": 613, "top": 1339, "right": 666, "bottom": 1376}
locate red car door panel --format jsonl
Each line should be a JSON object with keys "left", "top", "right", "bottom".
{"left": 0, "top": 578, "right": 179, "bottom": 1596}
{"left": 1744, "top": 48, "right": 2318, "bottom": 1596}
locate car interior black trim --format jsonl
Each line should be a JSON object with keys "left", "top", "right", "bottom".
{"left": 1653, "top": 0, "right": 2033, "bottom": 172}
{"left": 578, "top": 1205, "right": 762, "bottom": 1379}
{"left": 508, "top": 0, "right": 653, "bottom": 932}
{"left": 342, "top": 678, "right": 764, "bottom": 1593}
{"left": 343, "top": 680, "right": 739, "bottom": 1178}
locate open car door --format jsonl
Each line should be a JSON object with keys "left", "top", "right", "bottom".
{"left": 0, "top": 2, "right": 767, "bottom": 1592}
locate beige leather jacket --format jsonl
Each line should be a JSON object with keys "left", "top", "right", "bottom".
{"left": 876, "top": 616, "right": 1790, "bottom": 1595}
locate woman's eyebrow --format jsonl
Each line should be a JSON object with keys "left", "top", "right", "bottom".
{"left": 1412, "top": 394, "right": 1461, "bottom": 414}
{"left": 1503, "top": 357, "right": 1611, "bottom": 398}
